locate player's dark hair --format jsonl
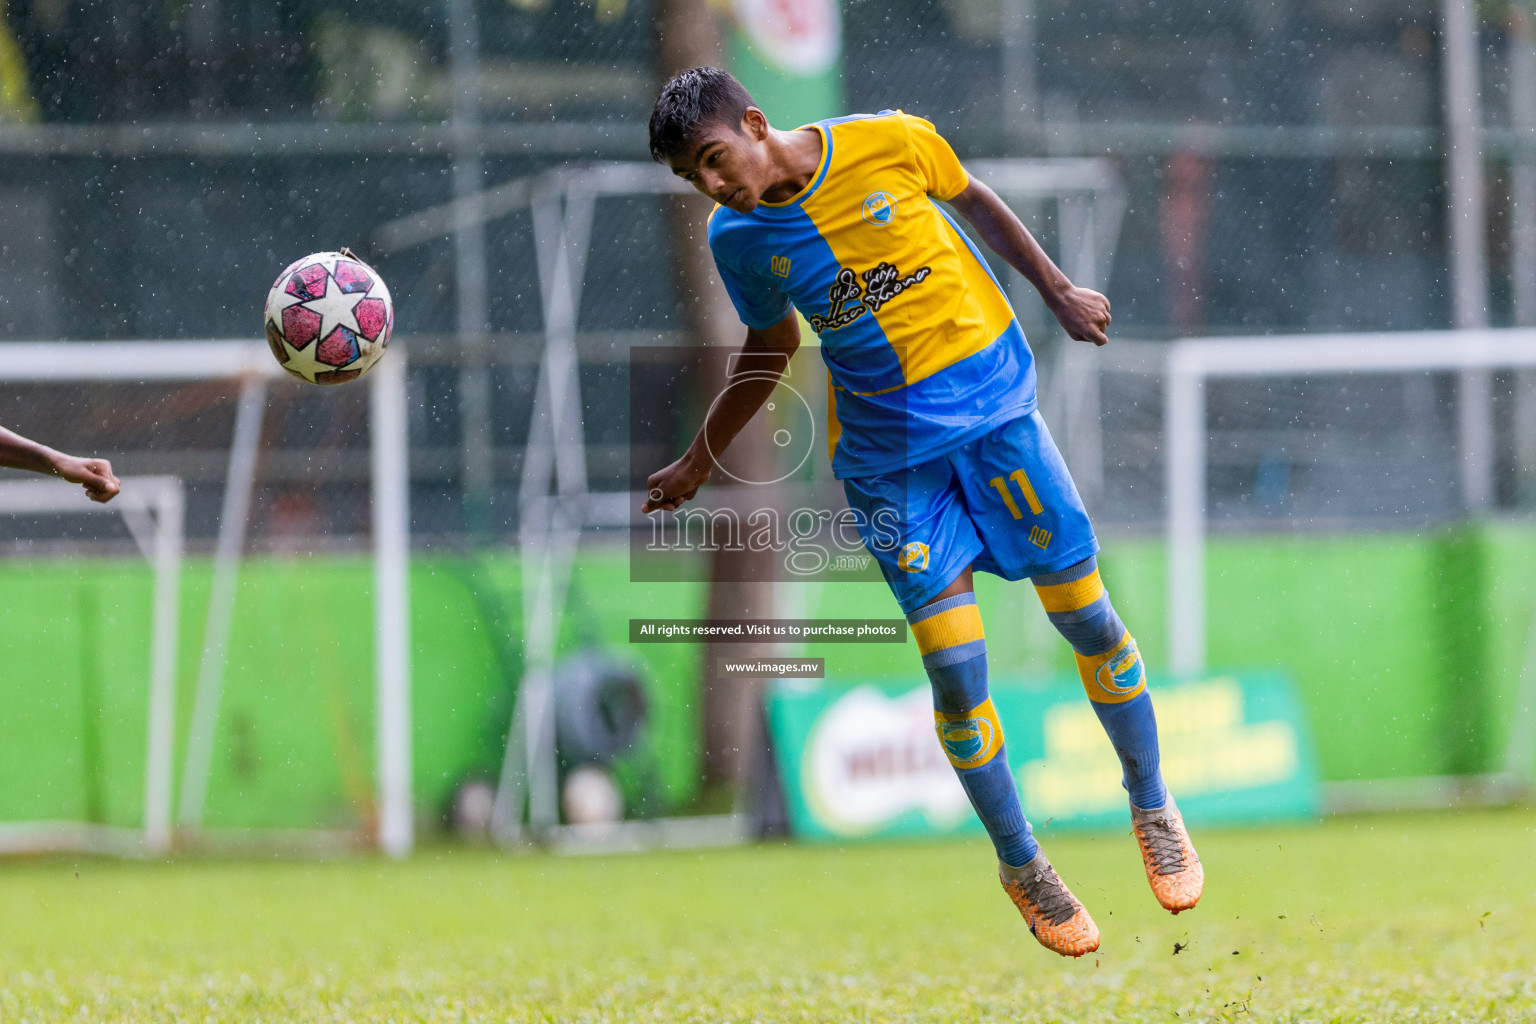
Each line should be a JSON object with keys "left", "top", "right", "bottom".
{"left": 648, "top": 66, "right": 756, "bottom": 163}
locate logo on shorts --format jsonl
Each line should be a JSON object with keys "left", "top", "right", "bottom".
{"left": 939, "top": 716, "right": 992, "bottom": 765}
{"left": 862, "top": 191, "right": 897, "bottom": 226}
{"left": 1095, "top": 639, "right": 1145, "bottom": 697}
{"left": 897, "top": 542, "right": 929, "bottom": 572}
{"left": 1029, "top": 525, "right": 1052, "bottom": 549}
{"left": 770, "top": 255, "right": 791, "bottom": 277}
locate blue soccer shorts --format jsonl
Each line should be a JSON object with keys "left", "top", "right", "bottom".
{"left": 841, "top": 410, "right": 1100, "bottom": 613}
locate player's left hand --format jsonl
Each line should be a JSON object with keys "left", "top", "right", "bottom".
{"left": 56, "top": 456, "right": 121, "bottom": 503}
{"left": 1049, "top": 286, "right": 1112, "bottom": 346}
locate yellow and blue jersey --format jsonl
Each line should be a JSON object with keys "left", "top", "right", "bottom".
{"left": 707, "top": 109, "right": 1036, "bottom": 479}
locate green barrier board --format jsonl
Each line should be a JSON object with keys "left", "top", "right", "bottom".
{"left": 766, "top": 672, "right": 1321, "bottom": 841}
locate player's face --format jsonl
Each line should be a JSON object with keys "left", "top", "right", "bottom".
{"left": 668, "top": 111, "right": 771, "bottom": 213}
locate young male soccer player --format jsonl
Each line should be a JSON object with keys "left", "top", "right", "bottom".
{"left": 0, "top": 425, "right": 120, "bottom": 503}
{"left": 641, "top": 67, "right": 1201, "bottom": 957}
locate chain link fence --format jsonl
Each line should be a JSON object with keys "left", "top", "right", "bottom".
{"left": 0, "top": 0, "right": 1532, "bottom": 548}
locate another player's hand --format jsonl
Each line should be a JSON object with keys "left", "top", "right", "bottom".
{"left": 55, "top": 456, "right": 121, "bottom": 503}
{"left": 642, "top": 451, "right": 712, "bottom": 513}
{"left": 1049, "top": 286, "right": 1112, "bottom": 346}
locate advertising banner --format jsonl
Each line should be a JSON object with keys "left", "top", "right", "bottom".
{"left": 766, "top": 672, "right": 1321, "bottom": 841}
{"left": 726, "top": 0, "right": 843, "bottom": 128}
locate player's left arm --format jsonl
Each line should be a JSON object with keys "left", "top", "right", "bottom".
{"left": 947, "top": 178, "right": 1112, "bottom": 346}
{"left": 640, "top": 313, "right": 801, "bottom": 514}
{"left": 0, "top": 426, "right": 121, "bottom": 503}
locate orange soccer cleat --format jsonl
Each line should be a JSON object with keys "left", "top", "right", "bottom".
{"left": 1131, "top": 796, "right": 1204, "bottom": 913}
{"left": 999, "top": 852, "right": 1101, "bottom": 957}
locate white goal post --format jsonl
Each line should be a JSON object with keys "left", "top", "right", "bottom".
{"left": 0, "top": 341, "right": 413, "bottom": 857}
{"left": 1097, "top": 327, "right": 1536, "bottom": 803}
{"left": 0, "top": 475, "right": 182, "bottom": 856}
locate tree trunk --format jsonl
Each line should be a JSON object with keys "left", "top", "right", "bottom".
{"left": 653, "top": 4, "right": 778, "bottom": 790}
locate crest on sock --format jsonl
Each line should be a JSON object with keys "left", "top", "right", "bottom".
{"left": 935, "top": 698, "right": 1004, "bottom": 769}
{"left": 1098, "top": 641, "right": 1143, "bottom": 693}
{"left": 1086, "top": 635, "right": 1146, "bottom": 702}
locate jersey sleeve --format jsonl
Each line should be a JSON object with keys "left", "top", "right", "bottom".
{"left": 709, "top": 237, "right": 794, "bottom": 331}
{"left": 898, "top": 112, "right": 970, "bottom": 201}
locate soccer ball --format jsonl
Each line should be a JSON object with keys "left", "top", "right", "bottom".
{"left": 264, "top": 250, "right": 393, "bottom": 385}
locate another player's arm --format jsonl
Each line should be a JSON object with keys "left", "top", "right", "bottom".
{"left": 947, "top": 178, "right": 1112, "bottom": 346}
{"left": 641, "top": 313, "right": 801, "bottom": 513}
{"left": 0, "top": 426, "right": 121, "bottom": 503}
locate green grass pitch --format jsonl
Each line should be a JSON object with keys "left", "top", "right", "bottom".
{"left": 1, "top": 809, "right": 1533, "bottom": 1022}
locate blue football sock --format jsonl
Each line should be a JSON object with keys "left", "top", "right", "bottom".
{"left": 1034, "top": 556, "right": 1169, "bottom": 811}
{"left": 1091, "top": 691, "right": 1167, "bottom": 810}
{"left": 909, "top": 593, "right": 1037, "bottom": 867}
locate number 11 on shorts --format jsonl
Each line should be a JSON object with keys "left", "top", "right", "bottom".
{"left": 988, "top": 468, "right": 1043, "bottom": 519}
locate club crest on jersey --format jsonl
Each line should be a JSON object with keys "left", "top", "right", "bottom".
{"left": 1095, "top": 639, "right": 1145, "bottom": 696}
{"left": 862, "top": 191, "right": 897, "bottom": 226}
{"left": 897, "top": 541, "right": 929, "bottom": 572}
{"left": 806, "top": 262, "right": 932, "bottom": 333}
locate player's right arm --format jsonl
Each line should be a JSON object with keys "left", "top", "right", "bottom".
{"left": 641, "top": 312, "right": 800, "bottom": 513}
{"left": 0, "top": 426, "right": 121, "bottom": 503}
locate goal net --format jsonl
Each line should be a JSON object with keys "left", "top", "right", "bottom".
{"left": 0, "top": 341, "right": 411, "bottom": 857}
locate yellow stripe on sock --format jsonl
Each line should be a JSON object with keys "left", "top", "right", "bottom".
{"left": 910, "top": 603, "right": 984, "bottom": 655}
{"left": 1033, "top": 570, "right": 1106, "bottom": 613}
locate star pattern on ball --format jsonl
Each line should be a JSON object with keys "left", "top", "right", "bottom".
{"left": 302, "top": 273, "right": 366, "bottom": 340}
{"left": 278, "top": 332, "right": 338, "bottom": 384}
